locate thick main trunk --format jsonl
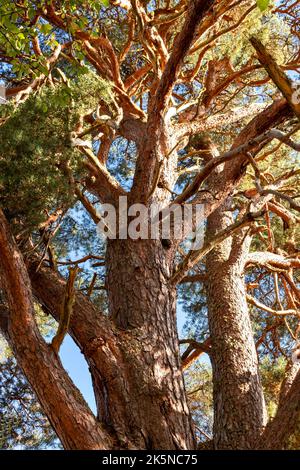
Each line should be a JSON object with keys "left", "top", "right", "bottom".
{"left": 205, "top": 203, "right": 267, "bottom": 449}
{"left": 24, "top": 130, "right": 195, "bottom": 449}
{"left": 92, "top": 238, "right": 195, "bottom": 449}
{"left": 28, "top": 239, "right": 195, "bottom": 449}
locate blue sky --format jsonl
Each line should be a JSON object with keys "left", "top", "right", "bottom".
{"left": 60, "top": 335, "right": 97, "bottom": 413}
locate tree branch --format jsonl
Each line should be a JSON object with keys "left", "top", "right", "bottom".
{"left": 260, "top": 188, "right": 300, "bottom": 214}
{"left": 246, "top": 251, "right": 300, "bottom": 270}
{"left": 179, "top": 273, "right": 207, "bottom": 284}
{"left": 180, "top": 337, "right": 211, "bottom": 370}
{"left": 190, "top": 99, "right": 292, "bottom": 216}
{"left": 171, "top": 209, "right": 264, "bottom": 285}
{"left": 5, "top": 44, "right": 62, "bottom": 105}
{"left": 175, "top": 127, "right": 300, "bottom": 205}
{"left": 257, "top": 367, "right": 300, "bottom": 449}
{"left": 175, "top": 103, "right": 267, "bottom": 138}
{"left": 80, "top": 147, "right": 127, "bottom": 205}
{"left": 149, "top": 0, "right": 216, "bottom": 118}
{"left": 51, "top": 266, "right": 79, "bottom": 354}
{"left": 0, "top": 209, "right": 113, "bottom": 449}
{"left": 27, "top": 260, "right": 113, "bottom": 356}
{"left": 27, "top": 258, "right": 132, "bottom": 426}
{"left": 250, "top": 37, "right": 300, "bottom": 120}
{"left": 247, "top": 294, "right": 297, "bottom": 316}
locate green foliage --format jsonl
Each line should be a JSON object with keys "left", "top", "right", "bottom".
{"left": 256, "top": 0, "right": 271, "bottom": 12}
{"left": 184, "top": 361, "right": 213, "bottom": 442}
{"left": 0, "top": 302, "right": 59, "bottom": 449}
{"left": 0, "top": 356, "right": 61, "bottom": 449}
{"left": 0, "top": 0, "right": 298, "bottom": 450}
{"left": 70, "top": 71, "right": 113, "bottom": 115}
{"left": 0, "top": 88, "right": 77, "bottom": 230}
{"left": 0, "top": 72, "right": 113, "bottom": 231}
{"left": 259, "top": 356, "right": 286, "bottom": 418}
{"left": 0, "top": 1, "right": 106, "bottom": 79}
{"left": 0, "top": 3, "right": 47, "bottom": 79}
{"left": 212, "top": 9, "right": 289, "bottom": 69}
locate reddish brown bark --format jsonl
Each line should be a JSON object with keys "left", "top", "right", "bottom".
{"left": 191, "top": 99, "right": 292, "bottom": 220}
{"left": 257, "top": 366, "right": 300, "bottom": 449}
{"left": 250, "top": 37, "right": 300, "bottom": 119}
{"left": 1, "top": 97, "right": 296, "bottom": 449}
{"left": 0, "top": 1, "right": 299, "bottom": 452}
{"left": 27, "top": 239, "right": 195, "bottom": 449}
{"left": 205, "top": 202, "right": 267, "bottom": 449}
{"left": 105, "top": 238, "right": 195, "bottom": 449}
{"left": 0, "top": 209, "right": 113, "bottom": 450}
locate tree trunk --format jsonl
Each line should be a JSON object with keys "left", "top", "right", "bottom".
{"left": 18, "top": 118, "right": 196, "bottom": 449}
{"left": 257, "top": 363, "right": 300, "bottom": 449}
{"left": 99, "top": 238, "right": 195, "bottom": 449}
{"left": 205, "top": 202, "right": 267, "bottom": 449}
{"left": 1, "top": 209, "right": 195, "bottom": 450}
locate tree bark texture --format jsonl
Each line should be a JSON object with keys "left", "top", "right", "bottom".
{"left": 205, "top": 201, "right": 267, "bottom": 449}
{"left": 103, "top": 238, "right": 195, "bottom": 449}
{"left": 25, "top": 239, "right": 196, "bottom": 449}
